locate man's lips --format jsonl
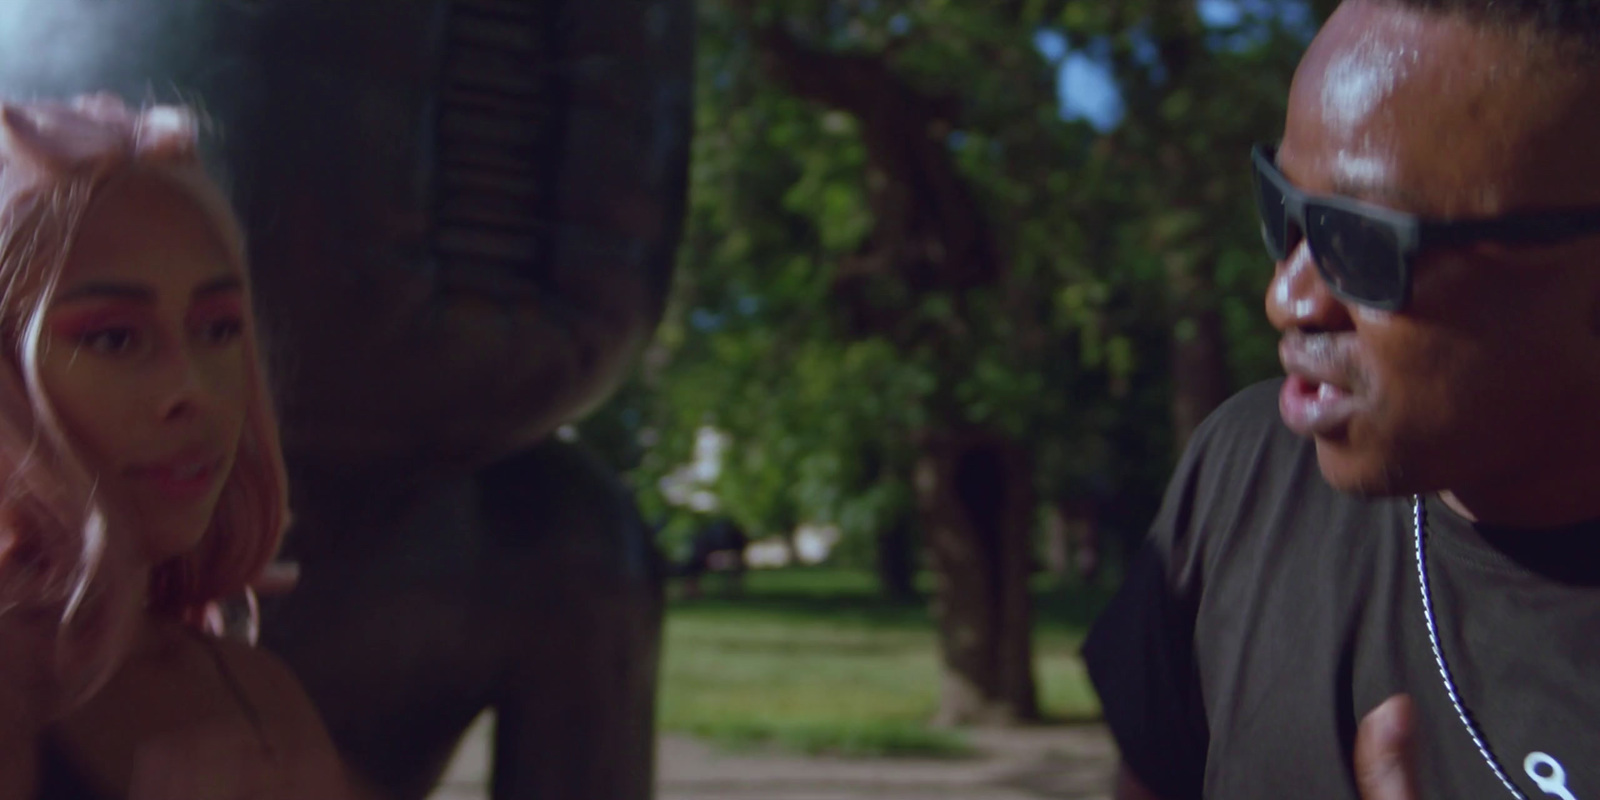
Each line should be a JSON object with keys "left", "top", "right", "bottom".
{"left": 1280, "top": 374, "right": 1359, "bottom": 436}
{"left": 1279, "top": 335, "right": 1361, "bottom": 437}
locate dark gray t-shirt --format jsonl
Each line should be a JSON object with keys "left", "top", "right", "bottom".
{"left": 1083, "top": 379, "right": 1600, "bottom": 799}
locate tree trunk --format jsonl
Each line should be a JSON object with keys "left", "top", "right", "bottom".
{"left": 730, "top": 5, "right": 1039, "bottom": 728}
{"left": 916, "top": 429, "right": 1038, "bottom": 726}
{"left": 875, "top": 515, "right": 919, "bottom": 602}
{"left": 1167, "top": 252, "right": 1232, "bottom": 453}
{"left": 1042, "top": 504, "right": 1070, "bottom": 579}
{"left": 1044, "top": 498, "right": 1101, "bottom": 583}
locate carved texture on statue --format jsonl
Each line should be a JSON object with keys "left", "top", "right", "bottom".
{"left": 0, "top": 1, "right": 694, "bottom": 798}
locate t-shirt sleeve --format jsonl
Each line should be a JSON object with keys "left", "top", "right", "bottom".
{"left": 1081, "top": 387, "right": 1264, "bottom": 799}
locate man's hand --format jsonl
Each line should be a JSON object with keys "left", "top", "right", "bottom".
{"left": 1356, "top": 694, "right": 1420, "bottom": 800}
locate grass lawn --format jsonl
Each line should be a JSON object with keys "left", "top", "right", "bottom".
{"left": 657, "top": 567, "right": 1111, "bottom": 758}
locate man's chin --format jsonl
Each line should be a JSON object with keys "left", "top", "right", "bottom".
{"left": 1312, "top": 439, "right": 1417, "bottom": 498}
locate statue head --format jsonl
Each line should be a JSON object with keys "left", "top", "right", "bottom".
{"left": 0, "top": 0, "right": 693, "bottom": 478}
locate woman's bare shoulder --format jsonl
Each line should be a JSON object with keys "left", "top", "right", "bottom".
{"left": 207, "top": 638, "right": 333, "bottom": 744}
{"left": 205, "top": 636, "right": 356, "bottom": 794}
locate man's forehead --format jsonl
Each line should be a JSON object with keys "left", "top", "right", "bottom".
{"left": 1308, "top": 15, "right": 1423, "bottom": 135}
{"left": 1278, "top": 0, "right": 1585, "bottom": 215}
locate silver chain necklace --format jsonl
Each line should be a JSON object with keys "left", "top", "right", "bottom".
{"left": 1412, "top": 495, "right": 1529, "bottom": 800}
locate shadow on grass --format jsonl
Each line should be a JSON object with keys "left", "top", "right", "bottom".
{"left": 675, "top": 635, "right": 930, "bottom": 658}
{"left": 689, "top": 719, "right": 979, "bottom": 760}
{"left": 1031, "top": 709, "right": 1112, "bottom": 726}
{"left": 669, "top": 567, "right": 1117, "bottom": 637}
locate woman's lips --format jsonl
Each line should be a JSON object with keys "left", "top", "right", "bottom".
{"left": 128, "top": 458, "right": 224, "bottom": 503}
{"left": 1279, "top": 373, "right": 1358, "bottom": 437}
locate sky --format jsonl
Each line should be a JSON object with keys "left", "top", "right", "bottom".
{"left": 1036, "top": 0, "right": 1316, "bottom": 132}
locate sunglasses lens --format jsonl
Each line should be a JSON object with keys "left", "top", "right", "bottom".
{"left": 1305, "top": 204, "right": 1406, "bottom": 307}
{"left": 1252, "top": 160, "right": 1290, "bottom": 259}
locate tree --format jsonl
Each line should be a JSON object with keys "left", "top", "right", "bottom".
{"left": 584, "top": 0, "right": 1320, "bottom": 726}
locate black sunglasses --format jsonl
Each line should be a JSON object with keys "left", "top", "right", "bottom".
{"left": 1251, "top": 143, "right": 1600, "bottom": 310}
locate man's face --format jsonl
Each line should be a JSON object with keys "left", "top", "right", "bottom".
{"left": 1266, "top": 1, "right": 1600, "bottom": 508}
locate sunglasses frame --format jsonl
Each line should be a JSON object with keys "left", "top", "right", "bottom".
{"left": 1251, "top": 143, "right": 1600, "bottom": 311}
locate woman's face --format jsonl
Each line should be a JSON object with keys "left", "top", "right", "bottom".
{"left": 36, "top": 174, "right": 250, "bottom": 566}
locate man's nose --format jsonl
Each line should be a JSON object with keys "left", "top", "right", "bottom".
{"left": 1265, "top": 240, "right": 1353, "bottom": 333}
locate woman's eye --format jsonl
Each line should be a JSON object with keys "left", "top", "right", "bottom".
{"left": 79, "top": 328, "right": 138, "bottom": 355}
{"left": 199, "top": 318, "right": 243, "bottom": 346}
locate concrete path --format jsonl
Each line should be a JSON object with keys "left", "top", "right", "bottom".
{"left": 428, "top": 715, "right": 1116, "bottom": 800}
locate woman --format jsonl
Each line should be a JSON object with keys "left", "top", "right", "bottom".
{"left": 0, "top": 94, "right": 351, "bottom": 798}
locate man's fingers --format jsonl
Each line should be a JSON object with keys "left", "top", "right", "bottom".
{"left": 1355, "top": 694, "right": 1421, "bottom": 800}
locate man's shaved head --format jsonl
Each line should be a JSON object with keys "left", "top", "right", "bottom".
{"left": 1265, "top": 0, "right": 1600, "bottom": 525}
{"left": 1379, "top": 0, "right": 1600, "bottom": 52}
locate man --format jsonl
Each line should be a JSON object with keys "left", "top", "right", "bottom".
{"left": 1083, "top": 1, "right": 1600, "bottom": 798}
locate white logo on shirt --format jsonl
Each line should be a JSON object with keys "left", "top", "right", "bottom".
{"left": 1526, "top": 752, "right": 1578, "bottom": 800}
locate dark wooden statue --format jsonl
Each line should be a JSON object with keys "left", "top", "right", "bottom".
{"left": 0, "top": 1, "right": 694, "bottom": 797}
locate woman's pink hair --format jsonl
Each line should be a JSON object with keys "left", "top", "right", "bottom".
{"left": 0, "top": 94, "right": 288, "bottom": 704}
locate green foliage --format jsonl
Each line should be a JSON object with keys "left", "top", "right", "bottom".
{"left": 583, "top": 0, "right": 1323, "bottom": 558}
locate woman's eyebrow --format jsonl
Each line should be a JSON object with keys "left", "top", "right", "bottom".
{"left": 192, "top": 274, "right": 243, "bottom": 299}
{"left": 51, "top": 281, "right": 153, "bottom": 305}
{"left": 51, "top": 274, "right": 243, "bottom": 307}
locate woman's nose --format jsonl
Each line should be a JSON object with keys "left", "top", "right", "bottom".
{"left": 156, "top": 351, "right": 212, "bottom": 423}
